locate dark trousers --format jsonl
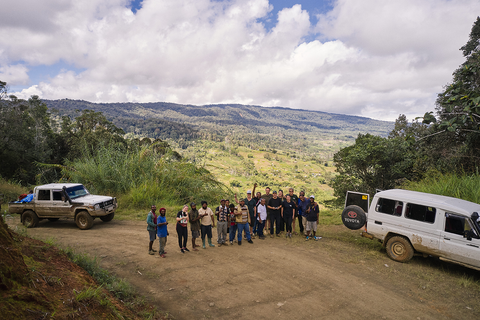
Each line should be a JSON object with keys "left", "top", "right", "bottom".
{"left": 257, "top": 220, "right": 265, "bottom": 237}
{"left": 176, "top": 223, "right": 188, "bottom": 248}
{"left": 270, "top": 213, "right": 281, "bottom": 235}
{"left": 297, "top": 215, "right": 304, "bottom": 233}
{"left": 201, "top": 225, "right": 212, "bottom": 241}
{"left": 285, "top": 216, "right": 292, "bottom": 233}
{"left": 280, "top": 215, "right": 285, "bottom": 232}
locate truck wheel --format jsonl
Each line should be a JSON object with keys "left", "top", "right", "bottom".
{"left": 22, "top": 210, "right": 39, "bottom": 228}
{"left": 386, "top": 236, "right": 414, "bottom": 263}
{"left": 100, "top": 212, "right": 115, "bottom": 222}
{"left": 341, "top": 205, "right": 366, "bottom": 230}
{"left": 76, "top": 211, "right": 94, "bottom": 230}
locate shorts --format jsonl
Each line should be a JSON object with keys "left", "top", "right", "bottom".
{"left": 148, "top": 230, "right": 157, "bottom": 241}
{"left": 306, "top": 221, "right": 317, "bottom": 232}
{"left": 191, "top": 230, "right": 200, "bottom": 239}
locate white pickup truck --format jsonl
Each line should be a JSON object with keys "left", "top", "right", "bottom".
{"left": 8, "top": 183, "right": 117, "bottom": 230}
{"left": 342, "top": 189, "right": 480, "bottom": 271}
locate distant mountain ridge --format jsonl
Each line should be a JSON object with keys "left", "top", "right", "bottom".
{"left": 44, "top": 99, "right": 393, "bottom": 155}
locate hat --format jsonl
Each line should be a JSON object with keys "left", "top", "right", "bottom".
{"left": 190, "top": 202, "right": 196, "bottom": 207}
{"left": 272, "top": 191, "right": 277, "bottom": 194}
{"left": 247, "top": 190, "right": 252, "bottom": 194}
{"left": 310, "top": 195, "right": 315, "bottom": 199}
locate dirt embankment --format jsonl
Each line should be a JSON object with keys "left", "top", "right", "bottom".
{"left": 0, "top": 215, "right": 159, "bottom": 319}
{"left": 8, "top": 216, "right": 480, "bottom": 320}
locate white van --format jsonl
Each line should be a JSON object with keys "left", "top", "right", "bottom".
{"left": 342, "top": 189, "right": 480, "bottom": 270}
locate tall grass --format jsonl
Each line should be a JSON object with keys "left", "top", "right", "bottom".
{"left": 62, "top": 144, "right": 230, "bottom": 208}
{"left": 402, "top": 170, "right": 480, "bottom": 204}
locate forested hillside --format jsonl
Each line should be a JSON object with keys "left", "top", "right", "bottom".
{"left": 45, "top": 99, "right": 393, "bottom": 158}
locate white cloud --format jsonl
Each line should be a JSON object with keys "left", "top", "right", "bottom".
{"left": 0, "top": 64, "right": 29, "bottom": 85}
{"left": 2, "top": 0, "right": 480, "bottom": 121}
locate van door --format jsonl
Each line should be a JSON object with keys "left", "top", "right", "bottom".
{"left": 440, "top": 213, "right": 480, "bottom": 268}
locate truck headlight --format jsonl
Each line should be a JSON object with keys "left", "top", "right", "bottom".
{"left": 94, "top": 204, "right": 100, "bottom": 210}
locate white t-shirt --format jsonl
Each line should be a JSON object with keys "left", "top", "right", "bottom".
{"left": 257, "top": 204, "right": 267, "bottom": 221}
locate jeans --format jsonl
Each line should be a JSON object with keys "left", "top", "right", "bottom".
{"left": 176, "top": 223, "right": 188, "bottom": 248}
{"left": 298, "top": 215, "right": 304, "bottom": 233}
{"left": 252, "top": 218, "right": 259, "bottom": 235}
{"left": 158, "top": 236, "right": 167, "bottom": 254}
{"left": 201, "top": 225, "right": 213, "bottom": 241}
{"left": 217, "top": 221, "right": 227, "bottom": 244}
{"left": 237, "top": 223, "right": 251, "bottom": 241}
{"left": 270, "top": 213, "right": 281, "bottom": 235}
{"left": 229, "top": 224, "right": 237, "bottom": 241}
{"left": 257, "top": 219, "right": 265, "bottom": 237}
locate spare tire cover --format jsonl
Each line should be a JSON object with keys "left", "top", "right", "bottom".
{"left": 342, "top": 205, "right": 366, "bottom": 230}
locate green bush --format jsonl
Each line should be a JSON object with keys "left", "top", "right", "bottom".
{"left": 62, "top": 144, "right": 229, "bottom": 208}
{"left": 402, "top": 171, "right": 480, "bottom": 203}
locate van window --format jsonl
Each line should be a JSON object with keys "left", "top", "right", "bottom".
{"left": 37, "top": 190, "right": 51, "bottom": 201}
{"left": 376, "top": 198, "right": 403, "bottom": 216}
{"left": 445, "top": 213, "right": 478, "bottom": 237}
{"left": 405, "top": 203, "right": 436, "bottom": 223}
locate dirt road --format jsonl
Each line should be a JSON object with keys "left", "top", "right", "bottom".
{"left": 9, "top": 216, "right": 479, "bottom": 320}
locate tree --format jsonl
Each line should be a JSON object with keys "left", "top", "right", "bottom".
{"left": 0, "top": 82, "right": 57, "bottom": 183}
{"left": 332, "top": 134, "right": 414, "bottom": 200}
{"left": 419, "top": 17, "right": 480, "bottom": 172}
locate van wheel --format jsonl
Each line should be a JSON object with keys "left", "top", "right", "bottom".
{"left": 22, "top": 210, "right": 39, "bottom": 228}
{"left": 76, "top": 211, "right": 94, "bottom": 230}
{"left": 341, "top": 205, "right": 366, "bottom": 230}
{"left": 386, "top": 236, "right": 414, "bottom": 263}
{"left": 100, "top": 212, "right": 115, "bottom": 222}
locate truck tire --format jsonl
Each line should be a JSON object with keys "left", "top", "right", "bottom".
{"left": 341, "top": 205, "right": 366, "bottom": 230}
{"left": 75, "top": 211, "right": 94, "bottom": 230}
{"left": 22, "top": 210, "right": 39, "bottom": 228}
{"left": 386, "top": 236, "right": 414, "bottom": 263}
{"left": 100, "top": 212, "right": 115, "bottom": 222}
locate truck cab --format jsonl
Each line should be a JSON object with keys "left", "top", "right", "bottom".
{"left": 342, "top": 189, "right": 480, "bottom": 270}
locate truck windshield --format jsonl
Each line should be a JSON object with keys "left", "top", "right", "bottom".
{"left": 66, "top": 185, "right": 90, "bottom": 199}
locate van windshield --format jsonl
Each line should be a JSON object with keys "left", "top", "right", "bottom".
{"left": 66, "top": 185, "right": 90, "bottom": 199}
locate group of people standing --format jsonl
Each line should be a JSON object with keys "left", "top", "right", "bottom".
{"left": 146, "top": 184, "right": 321, "bottom": 257}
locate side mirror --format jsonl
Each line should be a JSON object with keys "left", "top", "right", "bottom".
{"left": 463, "top": 230, "right": 474, "bottom": 241}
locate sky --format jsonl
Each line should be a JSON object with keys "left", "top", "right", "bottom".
{"left": 1, "top": 0, "right": 480, "bottom": 121}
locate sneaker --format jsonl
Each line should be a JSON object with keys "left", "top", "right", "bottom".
{"left": 230, "top": 241, "right": 233, "bottom": 245}
{"left": 160, "top": 254, "right": 166, "bottom": 258}
{"left": 248, "top": 240, "right": 253, "bottom": 244}
{"left": 151, "top": 249, "right": 157, "bottom": 252}
{"left": 183, "top": 247, "right": 190, "bottom": 252}
{"left": 181, "top": 248, "right": 185, "bottom": 253}
{"left": 285, "top": 233, "right": 288, "bottom": 238}
{"left": 163, "top": 251, "right": 167, "bottom": 254}
{"left": 305, "top": 236, "right": 309, "bottom": 241}
{"left": 270, "top": 234, "right": 274, "bottom": 238}
{"left": 148, "top": 250, "right": 154, "bottom": 255}
{"left": 238, "top": 241, "right": 242, "bottom": 245}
